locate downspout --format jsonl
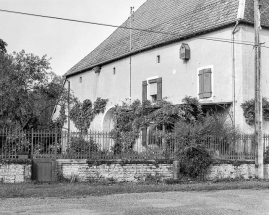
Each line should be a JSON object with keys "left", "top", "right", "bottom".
{"left": 50, "top": 79, "right": 67, "bottom": 121}
{"left": 231, "top": 0, "right": 245, "bottom": 129}
{"left": 66, "top": 79, "right": 70, "bottom": 139}
{"left": 129, "top": 7, "right": 134, "bottom": 103}
{"left": 232, "top": 20, "right": 239, "bottom": 129}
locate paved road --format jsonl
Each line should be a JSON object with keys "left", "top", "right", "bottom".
{"left": 1, "top": 189, "right": 269, "bottom": 215}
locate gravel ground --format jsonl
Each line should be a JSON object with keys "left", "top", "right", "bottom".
{"left": 1, "top": 189, "right": 269, "bottom": 215}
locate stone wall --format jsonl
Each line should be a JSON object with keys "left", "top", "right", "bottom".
{"left": 207, "top": 163, "right": 269, "bottom": 180}
{"left": 0, "top": 161, "right": 31, "bottom": 183}
{"left": 1, "top": 159, "right": 269, "bottom": 183}
{"left": 57, "top": 160, "right": 173, "bottom": 182}
{"left": 58, "top": 159, "right": 269, "bottom": 182}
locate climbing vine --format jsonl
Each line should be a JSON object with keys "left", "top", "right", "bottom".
{"left": 70, "top": 97, "right": 108, "bottom": 133}
{"left": 109, "top": 96, "right": 204, "bottom": 153}
{"left": 52, "top": 104, "right": 67, "bottom": 129}
{"left": 241, "top": 98, "right": 269, "bottom": 125}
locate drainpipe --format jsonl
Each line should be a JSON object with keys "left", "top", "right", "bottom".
{"left": 232, "top": 20, "right": 240, "bottom": 130}
{"left": 66, "top": 79, "right": 71, "bottom": 141}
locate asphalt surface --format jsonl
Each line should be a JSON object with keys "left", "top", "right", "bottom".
{"left": 1, "top": 189, "right": 269, "bottom": 215}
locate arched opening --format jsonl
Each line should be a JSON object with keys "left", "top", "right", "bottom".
{"left": 102, "top": 108, "right": 114, "bottom": 132}
{"left": 102, "top": 108, "right": 114, "bottom": 151}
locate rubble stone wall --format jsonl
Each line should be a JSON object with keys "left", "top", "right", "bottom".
{"left": 58, "top": 160, "right": 269, "bottom": 182}
{"left": 0, "top": 162, "right": 31, "bottom": 183}
{"left": 1, "top": 159, "right": 269, "bottom": 183}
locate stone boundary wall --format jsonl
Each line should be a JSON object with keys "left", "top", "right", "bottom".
{"left": 58, "top": 159, "right": 269, "bottom": 182}
{"left": 0, "top": 161, "right": 31, "bottom": 183}
{"left": 1, "top": 159, "right": 269, "bottom": 183}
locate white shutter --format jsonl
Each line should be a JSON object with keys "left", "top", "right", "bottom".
{"left": 150, "top": 83, "right": 157, "bottom": 95}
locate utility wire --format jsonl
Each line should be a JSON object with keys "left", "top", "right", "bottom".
{"left": 1, "top": 8, "right": 269, "bottom": 48}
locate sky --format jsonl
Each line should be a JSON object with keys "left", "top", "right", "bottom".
{"left": 0, "top": 0, "right": 146, "bottom": 76}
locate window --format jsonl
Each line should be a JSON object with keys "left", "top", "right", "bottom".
{"left": 79, "top": 77, "right": 82, "bottom": 83}
{"left": 149, "top": 81, "right": 157, "bottom": 102}
{"left": 156, "top": 55, "right": 160, "bottom": 63}
{"left": 142, "top": 77, "right": 163, "bottom": 145}
{"left": 198, "top": 67, "right": 212, "bottom": 99}
{"left": 142, "top": 78, "right": 162, "bottom": 102}
{"left": 113, "top": 67, "right": 116, "bottom": 74}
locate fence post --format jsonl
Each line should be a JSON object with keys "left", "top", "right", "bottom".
{"left": 173, "top": 160, "right": 180, "bottom": 180}
{"left": 55, "top": 129, "right": 58, "bottom": 158}
{"left": 31, "top": 128, "right": 34, "bottom": 158}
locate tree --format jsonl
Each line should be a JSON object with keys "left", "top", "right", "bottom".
{"left": 241, "top": 98, "right": 269, "bottom": 125}
{"left": 0, "top": 39, "right": 75, "bottom": 129}
{"left": 0, "top": 39, "right": 7, "bottom": 53}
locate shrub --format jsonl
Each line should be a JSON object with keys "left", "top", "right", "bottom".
{"left": 175, "top": 145, "right": 213, "bottom": 179}
{"left": 66, "top": 136, "right": 100, "bottom": 157}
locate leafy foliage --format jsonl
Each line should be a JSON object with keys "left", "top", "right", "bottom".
{"left": 173, "top": 113, "right": 238, "bottom": 142}
{"left": 110, "top": 96, "right": 204, "bottom": 153}
{"left": 0, "top": 40, "right": 75, "bottom": 129}
{"left": 241, "top": 98, "right": 269, "bottom": 125}
{"left": 66, "top": 136, "right": 100, "bottom": 158}
{"left": 69, "top": 98, "right": 108, "bottom": 133}
{"left": 0, "top": 39, "right": 7, "bottom": 53}
{"left": 176, "top": 145, "right": 213, "bottom": 179}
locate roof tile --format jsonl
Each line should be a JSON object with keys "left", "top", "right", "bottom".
{"left": 66, "top": 0, "right": 268, "bottom": 77}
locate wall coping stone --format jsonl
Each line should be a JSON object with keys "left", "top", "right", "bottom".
{"left": 57, "top": 159, "right": 87, "bottom": 164}
{"left": 57, "top": 159, "right": 269, "bottom": 165}
{"left": 86, "top": 160, "right": 174, "bottom": 165}
{"left": 0, "top": 159, "right": 32, "bottom": 164}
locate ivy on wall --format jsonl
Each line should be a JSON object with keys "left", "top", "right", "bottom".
{"left": 52, "top": 104, "right": 67, "bottom": 129}
{"left": 241, "top": 98, "right": 269, "bottom": 125}
{"left": 69, "top": 97, "right": 108, "bottom": 133}
{"left": 109, "top": 96, "right": 204, "bottom": 153}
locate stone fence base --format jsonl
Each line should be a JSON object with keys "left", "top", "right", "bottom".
{"left": 58, "top": 160, "right": 269, "bottom": 182}
{"left": 0, "top": 159, "right": 268, "bottom": 183}
{"left": 0, "top": 161, "right": 31, "bottom": 183}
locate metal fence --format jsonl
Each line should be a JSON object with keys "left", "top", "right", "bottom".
{"left": 1, "top": 129, "right": 269, "bottom": 161}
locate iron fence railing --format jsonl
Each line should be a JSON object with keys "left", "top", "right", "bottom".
{"left": 0, "top": 129, "right": 269, "bottom": 161}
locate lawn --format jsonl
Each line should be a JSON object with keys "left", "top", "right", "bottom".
{"left": 1, "top": 180, "right": 269, "bottom": 199}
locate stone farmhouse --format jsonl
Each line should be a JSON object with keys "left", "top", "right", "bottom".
{"left": 54, "top": 0, "right": 269, "bottom": 134}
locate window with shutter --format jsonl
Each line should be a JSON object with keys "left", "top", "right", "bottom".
{"left": 198, "top": 68, "right": 212, "bottom": 99}
{"left": 147, "top": 78, "right": 162, "bottom": 103}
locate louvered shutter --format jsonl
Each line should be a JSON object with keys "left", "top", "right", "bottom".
{"left": 142, "top": 81, "right": 147, "bottom": 101}
{"left": 203, "top": 68, "right": 212, "bottom": 98}
{"left": 198, "top": 68, "right": 212, "bottom": 99}
{"left": 198, "top": 70, "right": 204, "bottom": 99}
{"left": 157, "top": 77, "right": 162, "bottom": 101}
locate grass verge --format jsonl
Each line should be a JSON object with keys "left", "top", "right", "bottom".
{"left": 1, "top": 180, "right": 269, "bottom": 199}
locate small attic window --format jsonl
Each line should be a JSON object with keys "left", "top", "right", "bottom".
{"left": 156, "top": 55, "right": 161, "bottom": 63}
{"left": 113, "top": 67, "right": 116, "bottom": 74}
{"left": 79, "top": 77, "right": 82, "bottom": 83}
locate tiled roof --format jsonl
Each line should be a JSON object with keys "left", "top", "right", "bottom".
{"left": 65, "top": 0, "right": 268, "bottom": 77}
